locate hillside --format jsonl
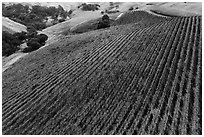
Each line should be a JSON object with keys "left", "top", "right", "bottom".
{"left": 2, "top": 17, "right": 28, "bottom": 71}
{"left": 42, "top": 11, "right": 102, "bottom": 36}
{"left": 2, "top": 17, "right": 27, "bottom": 34}
{"left": 42, "top": 2, "right": 202, "bottom": 36}
{"left": 2, "top": 10, "right": 202, "bottom": 135}
{"left": 147, "top": 2, "right": 201, "bottom": 16}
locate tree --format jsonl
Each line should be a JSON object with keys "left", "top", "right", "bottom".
{"left": 58, "top": 5, "right": 64, "bottom": 12}
{"left": 22, "top": 33, "right": 48, "bottom": 53}
{"left": 26, "top": 26, "right": 37, "bottom": 36}
{"left": 37, "top": 34, "right": 48, "bottom": 45}
{"left": 2, "top": 41, "right": 19, "bottom": 56}
{"left": 102, "top": 14, "right": 109, "bottom": 21}
{"left": 129, "top": 7, "right": 134, "bottom": 11}
{"left": 23, "top": 38, "right": 41, "bottom": 52}
{"left": 59, "top": 18, "right": 66, "bottom": 23}
{"left": 68, "top": 9, "right": 73, "bottom": 15}
{"left": 2, "top": 31, "right": 21, "bottom": 56}
{"left": 13, "top": 31, "right": 27, "bottom": 41}
{"left": 31, "top": 5, "right": 41, "bottom": 15}
{"left": 97, "top": 14, "right": 110, "bottom": 29}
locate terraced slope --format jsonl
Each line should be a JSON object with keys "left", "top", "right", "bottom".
{"left": 2, "top": 13, "right": 202, "bottom": 135}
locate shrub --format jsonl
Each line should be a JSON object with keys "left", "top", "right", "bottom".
{"left": 68, "top": 10, "right": 73, "bottom": 15}
{"left": 102, "top": 14, "right": 110, "bottom": 21}
{"left": 97, "top": 14, "right": 110, "bottom": 29}
{"left": 129, "top": 7, "right": 134, "bottom": 11}
{"left": 27, "top": 25, "right": 37, "bottom": 33}
{"left": 97, "top": 20, "right": 110, "bottom": 29}
{"left": 37, "top": 34, "right": 48, "bottom": 45}
{"left": 106, "top": 10, "right": 119, "bottom": 14}
{"left": 59, "top": 18, "right": 66, "bottom": 23}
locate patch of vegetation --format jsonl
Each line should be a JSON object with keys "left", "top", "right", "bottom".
{"left": 2, "top": 27, "right": 48, "bottom": 56}
{"left": 25, "top": 38, "right": 42, "bottom": 52}
{"left": 23, "top": 28, "right": 48, "bottom": 53}
{"left": 97, "top": 14, "right": 110, "bottom": 29}
{"left": 129, "top": 7, "right": 134, "bottom": 11}
{"left": 2, "top": 31, "right": 21, "bottom": 56}
{"left": 71, "top": 14, "right": 118, "bottom": 34}
{"left": 78, "top": 3, "right": 100, "bottom": 11}
{"left": 109, "top": 2, "right": 114, "bottom": 7}
{"left": 129, "top": 7, "right": 139, "bottom": 11}
{"left": 146, "top": 3, "right": 154, "bottom": 5}
{"left": 106, "top": 10, "right": 120, "bottom": 14}
{"left": 2, "top": 3, "right": 72, "bottom": 31}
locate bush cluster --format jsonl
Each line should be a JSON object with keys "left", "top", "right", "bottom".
{"left": 2, "top": 27, "right": 48, "bottom": 56}
{"left": 23, "top": 29, "right": 48, "bottom": 53}
{"left": 129, "top": 7, "right": 134, "bottom": 11}
{"left": 97, "top": 14, "right": 110, "bottom": 29}
{"left": 78, "top": 3, "right": 100, "bottom": 11}
{"left": 2, "top": 31, "right": 22, "bottom": 56}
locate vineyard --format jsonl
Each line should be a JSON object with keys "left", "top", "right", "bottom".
{"left": 112, "top": 10, "right": 168, "bottom": 26}
{"left": 2, "top": 11, "right": 202, "bottom": 135}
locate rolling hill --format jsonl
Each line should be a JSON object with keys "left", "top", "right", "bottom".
{"left": 2, "top": 9, "right": 202, "bottom": 135}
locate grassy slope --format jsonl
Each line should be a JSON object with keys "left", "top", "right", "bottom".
{"left": 70, "top": 13, "right": 121, "bottom": 34}
{"left": 2, "top": 17, "right": 27, "bottom": 34}
{"left": 2, "top": 17, "right": 28, "bottom": 71}
{"left": 42, "top": 11, "right": 102, "bottom": 36}
{"left": 42, "top": 2, "right": 144, "bottom": 36}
